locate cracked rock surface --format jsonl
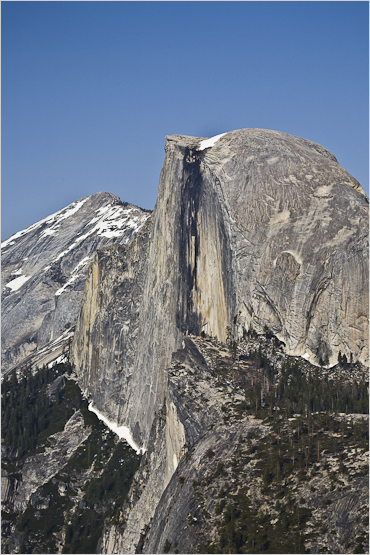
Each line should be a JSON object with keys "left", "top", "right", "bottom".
{"left": 71, "top": 129, "right": 368, "bottom": 553}
{"left": 1, "top": 192, "right": 151, "bottom": 374}
{"left": 2, "top": 129, "right": 368, "bottom": 554}
{"left": 12, "top": 410, "right": 90, "bottom": 513}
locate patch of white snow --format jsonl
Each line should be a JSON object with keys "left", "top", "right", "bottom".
{"left": 88, "top": 402, "right": 145, "bottom": 454}
{"left": 198, "top": 132, "right": 227, "bottom": 151}
{"left": 2, "top": 198, "right": 88, "bottom": 249}
{"left": 47, "top": 354, "right": 68, "bottom": 368}
{"left": 5, "top": 275, "right": 31, "bottom": 292}
{"left": 55, "top": 274, "right": 81, "bottom": 296}
{"left": 37, "top": 330, "right": 74, "bottom": 356}
{"left": 48, "top": 207, "right": 149, "bottom": 264}
{"left": 55, "top": 256, "right": 92, "bottom": 296}
{"left": 39, "top": 228, "right": 59, "bottom": 239}
{"left": 53, "top": 198, "right": 88, "bottom": 223}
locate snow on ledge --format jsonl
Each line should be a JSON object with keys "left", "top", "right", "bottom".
{"left": 5, "top": 275, "right": 31, "bottom": 292}
{"left": 88, "top": 402, "right": 145, "bottom": 455}
{"left": 55, "top": 256, "right": 92, "bottom": 296}
{"left": 47, "top": 353, "right": 68, "bottom": 369}
{"left": 198, "top": 132, "right": 227, "bottom": 151}
{"left": 2, "top": 197, "right": 88, "bottom": 249}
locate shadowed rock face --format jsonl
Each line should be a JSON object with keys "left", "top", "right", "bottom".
{"left": 73, "top": 129, "right": 369, "bottom": 440}
{"left": 71, "top": 129, "right": 368, "bottom": 553}
{"left": 1, "top": 192, "right": 151, "bottom": 373}
{"left": 2, "top": 129, "right": 368, "bottom": 554}
{"left": 73, "top": 134, "right": 236, "bottom": 451}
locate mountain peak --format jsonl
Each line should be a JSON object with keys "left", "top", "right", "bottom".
{"left": 1, "top": 192, "right": 151, "bottom": 373}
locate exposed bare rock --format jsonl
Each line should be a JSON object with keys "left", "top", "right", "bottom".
{"left": 97, "top": 332, "right": 368, "bottom": 554}
{"left": 1, "top": 192, "right": 151, "bottom": 373}
{"left": 72, "top": 218, "right": 161, "bottom": 450}
{"left": 168, "top": 129, "right": 368, "bottom": 366}
{"left": 2, "top": 129, "right": 368, "bottom": 554}
{"left": 12, "top": 410, "right": 90, "bottom": 513}
{"left": 71, "top": 129, "right": 368, "bottom": 553}
{"left": 99, "top": 405, "right": 168, "bottom": 554}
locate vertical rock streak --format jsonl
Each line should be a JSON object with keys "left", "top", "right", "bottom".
{"left": 177, "top": 148, "right": 202, "bottom": 334}
{"left": 70, "top": 130, "right": 368, "bottom": 553}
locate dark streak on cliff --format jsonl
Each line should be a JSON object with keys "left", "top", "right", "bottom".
{"left": 177, "top": 148, "right": 203, "bottom": 335}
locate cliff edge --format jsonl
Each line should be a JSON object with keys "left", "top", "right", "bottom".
{"left": 72, "top": 129, "right": 368, "bottom": 553}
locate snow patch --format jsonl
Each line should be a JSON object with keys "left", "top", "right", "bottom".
{"left": 37, "top": 330, "right": 74, "bottom": 356}
{"left": 72, "top": 256, "right": 91, "bottom": 273}
{"left": 55, "top": 274, "right": 81, "bottom": 296}
{"left": 198, "top": 132, "right": 227, "bottom": 151}
{"left": 5, "top": 275, "right": 31, "bottom": 292}
{"left": 54, "top": 198, "right": 88, "bottom": 223}
{"left": 55, "top": 256, "right": 92, "bottom": 296}
{"left": 39, "top": 228, "right": 59, "bottom": 239}
{"left": 2, "top": 198, "right": 88, "bottom": 249}
{"left": 3, "top": 199, "right": 150, "bottom": 288}
{"left": 48, "top": 206, "right": 149, "bottom": 266}
{"left": 47, "top": 354, "right": 68, "bottom": 368}
{"left": 88, "top": 402, "right": 145, "bottom": 455}
{"left": 302, "top": 353, "right": 310, "bottom": 360}
{"left": 95, "top": 205, "right": 111, "bottom": 216}
{"left": 87, "top": 205, "right": 147, "bottom": 239}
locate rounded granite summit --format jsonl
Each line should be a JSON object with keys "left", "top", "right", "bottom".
{"left": 3, "top": 129, "right": 367, "bottom": 555}
{"left": 163, "top": 128, "right": 368, "bottom": 366}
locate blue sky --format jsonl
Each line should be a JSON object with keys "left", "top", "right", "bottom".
{"left": 2, "top": 1, "right": 369, "bottom": 240}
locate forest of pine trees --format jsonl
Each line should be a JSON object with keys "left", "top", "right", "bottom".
{"left": 1, "top": 362, "right": 81, "bottom": 460}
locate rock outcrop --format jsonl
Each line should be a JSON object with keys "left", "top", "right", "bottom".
{"left": 74, "top": 129, "right": 368, "bottom": 441}
{"left": 163, "top": 130, "right": 368, "bottom": 366}
{"left": 71, "top": 129, "right": 368, "bottom": 552}
{"left": 98, "top": 332, "right": 369, "bottom": 555}
{"left": 1, "top": 192, "right": 151, "bottom": 373}
{"left": 12, "top": 410, "right": 90, "bottom": 513}
{"left": 2, "top": 129, "right": 368, "bottom": 554}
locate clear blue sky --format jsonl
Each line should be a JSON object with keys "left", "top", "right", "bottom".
{"left": 2, "top": 1, "right": 369, "bottom": 240}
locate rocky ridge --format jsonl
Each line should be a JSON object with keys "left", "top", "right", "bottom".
{"left": 74, "top": 129, "right": 369, "bottom": 418}
{"left": 2, "top": 333, "right": 368, "bottom": 553}
{"left": 1, "top": 129, "right": 368, "bottom": 554}
{"left": 71, "top": 129, "right": 368, "bottom": 552}
{"left": 1, "top": 362, "right": 141, "bottom": 554}
{"left": 99, "top": 332, "right": 368, "bottom": 554}
{"left": 1, "top": 192, "right": 151, "bottom": 373}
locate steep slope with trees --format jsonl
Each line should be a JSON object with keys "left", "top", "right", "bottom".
{"left": 2, "top": 129, "right": 368, "bottom": 553}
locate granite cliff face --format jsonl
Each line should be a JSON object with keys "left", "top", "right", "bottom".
{"left": 74, "top": 129, "right": 368, "bottom": 438}
{"left": 2, "top": 129, "right": 368, "bottom": 554}
{"left": 71, "top": 129, "right": 368, "bottom": 552}
{"left": 164, "top": 129, "right": 368, "bottom": 366}
{"left": 1, "top": 192, "right": 151, "bottom": 374}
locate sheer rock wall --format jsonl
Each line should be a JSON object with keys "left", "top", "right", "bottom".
{"left": 1, "top": 192, "right": 150, "bottom": 374}
{"left": 71, "top": 129, "right": 368, "bottom": 553}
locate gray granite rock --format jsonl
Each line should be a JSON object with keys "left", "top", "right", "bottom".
{"left": 1, "top": 192, "right": 151, "bottom": 373}
{"left": 12, "top": 410, "right": 90, "bottom": 513}
{"left": 165, "top": 129, "right": 369, "bottom": 366}
{"left": 74, "top": 128, "right": 368, "bottom": 441}
{"left": 3, "top": 129, "right": 368, "bottom": 553}
{"left": 73, "top": 129, "right": 368, "bottom": 553}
